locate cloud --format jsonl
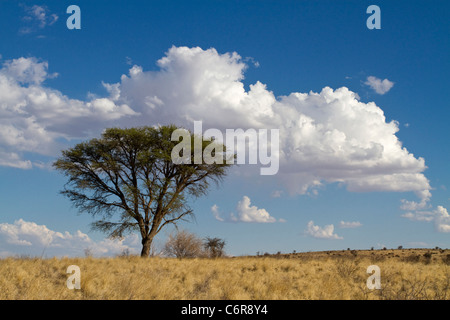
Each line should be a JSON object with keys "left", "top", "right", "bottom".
{"left": 0, "top": 47, "right": 432, "bottom": 207}
{"left": 338, "top": 221, "right": 362, "bottom": 228}
{"left": 0, "top": 219, "right": 140, "bottom": 257}
{"left": 436, "top": 206, "right": 450, "bottom": 232}
{"left": 401, "top": 205, "right": 450, "bottom": 232}
{"left": 2, "top": 57, "right": 57, "bottom": 85}
{"left": 20, "top": 5, "right": 58, "bottom": 34}
{"left": 0, "top": 150, "right": 32, "bottom": 169}
{"left": 110, "top": 47, "right": 429, "bottom": 199}
{"left": 211, "top": 204, "right": 224, "bottom": 222}
{"left": 0, "top": 57, "right": 138, "bottom": 167}
{"left": 212, "top": 196, "right": 280, "bottom": 223}
{"left": 305, "top": 221, "right": 343, "bottom": 239}
{"left": 401, "top": 211, "right": 435, "bottom": 222}
{"left": 364, "top": 76, "right": 394, "bottom": 95}
{"left": 235, "top": 196, "right": 277, "bottom": 223}
{"left": 271, "top": 190, "right": 283, "bottom": 198}
{"left": 243, "top": 56, "right": 260, "bottom": 68}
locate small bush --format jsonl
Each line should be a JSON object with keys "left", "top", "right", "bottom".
{"left": 423, "top": 251, "right": 433, "bottom": 264}
{"left": 163, "top": 230, "right": 204, "bottom": 258}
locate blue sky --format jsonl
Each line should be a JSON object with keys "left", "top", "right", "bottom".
{"left": 0, "top": 0, "right": 449, "bottom": 257}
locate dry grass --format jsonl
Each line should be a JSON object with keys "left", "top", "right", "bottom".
{"left": 1, "top": 248, "right": 449, "bottom": 300}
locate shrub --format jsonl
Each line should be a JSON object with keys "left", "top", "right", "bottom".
{"left": 423, "top": 252, "right": 432, "bottom": 259}
{"left": 423, "top": 251, "right": 433, "bottom": 264}
{"left": 163, "top": 230, "right": 204, "bottom": 258}
{"left": 203, "top": 237, "right": 226, "bottom": 258}
{"left": 403, "top": 254, "right": 420, "bottom": 263}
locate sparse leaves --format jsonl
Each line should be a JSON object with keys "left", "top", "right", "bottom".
{"left": 163, "top": 230, "right": 204, "bottom": 258}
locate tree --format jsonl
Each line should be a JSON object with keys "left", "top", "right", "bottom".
{"left": 53, "top": 125, "right": 231, "bottom": 257}
{"left": 203, "top": 237, "right": 226, "bottom": 258}
{"left": 163, "top": 230, "right": 204, "bottom": 258}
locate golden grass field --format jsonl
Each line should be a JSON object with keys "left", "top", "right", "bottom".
{"left": 1, "top": 248, "right": 449, "bottom": 300}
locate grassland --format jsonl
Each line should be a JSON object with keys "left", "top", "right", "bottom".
{"left": 1, "top": 248, "right": 449, "bottom": 300}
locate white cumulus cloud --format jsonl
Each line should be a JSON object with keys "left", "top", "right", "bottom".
{"left": 0, "top": 46, "right": 432, "bottom": 208}
{"left": 364, "top": 76, "right": 394, "bottom": 94}
{"left": 0, "top": 219, "right": 140, "bottom": 257}
{"left": 212, "top": 196, "right": 280, "bottom": 223}
{"left": 0, "top": 56, "right": 138, "bottom": 168}
{"left": 305, "top": 221, "right": 343, "bottom": 240}
{"left": 235, "top": 196, "right": 277, "bottom": 223}
{"left": 106, "top": 46, "right": 430, "bottom": 201}
{"left": 2, "top": 57, "right": 57, "bottom": 85}
{"left": 401, "top": 205, "right": 450, "bottom": 232}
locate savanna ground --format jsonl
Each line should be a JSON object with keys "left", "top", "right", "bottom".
{"left": 1, "top": 248, "right": 449, "bottom": 300}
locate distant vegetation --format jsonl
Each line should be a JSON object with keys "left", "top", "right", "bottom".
{"left": 162, "top": 230, "right": 226, "bottom": 258}
{"left": 1, "top": 248, "right": 449, "bottom": 300}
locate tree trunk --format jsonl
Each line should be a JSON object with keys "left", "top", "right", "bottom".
{"left": 140, "top": 236, "right": 153, "bottom": 257}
